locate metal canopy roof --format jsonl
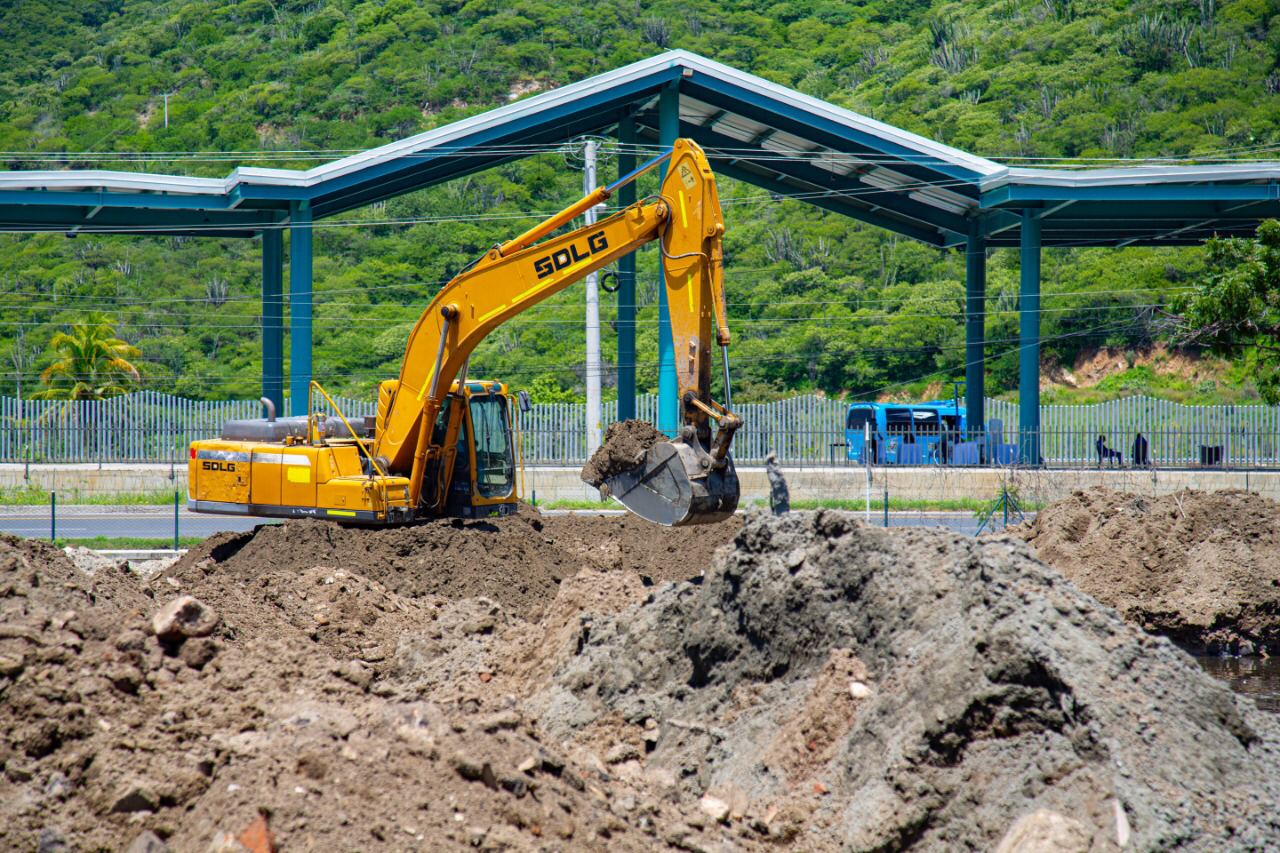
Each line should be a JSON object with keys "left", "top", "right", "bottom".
{"left": 0, "top": 49, "right": 1277, "bottom": 247}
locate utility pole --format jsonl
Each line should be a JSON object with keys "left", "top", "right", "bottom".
{"left": 162, "top": 92, "right": 174, "bottom": 128}
{"left": 583, "top": 139, "right": 602, "bottom": 459}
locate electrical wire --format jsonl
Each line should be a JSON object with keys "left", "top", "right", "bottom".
{"left": 838, "top": 316, "right": 1150, "bottom": 401}
{"left": 0, "top": 299, "right": 1171, "bottom": 330}
{"left": 0, "top": 322, "right": 1153, "bottom": 399}
{"left": 5, "top": 138, "right": 1280, "bottom": 167}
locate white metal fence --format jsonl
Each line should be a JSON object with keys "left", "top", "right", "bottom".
{"left": 0, "top": 392, "right": 377, "bottom": 465}
{"left": 3, "top": 392, "right": 1280, "bottom": 468}
{"left": 986, "top": 397, "right": 1280, "bottom": 467}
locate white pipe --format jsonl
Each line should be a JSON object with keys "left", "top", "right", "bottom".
{"left": 584, "top": 139, "right": 602, "bottom": 461}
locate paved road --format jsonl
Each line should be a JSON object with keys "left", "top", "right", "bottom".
{"left": 0, "top": 505, "right": 1016, "bottom": 540}
{"left": 0, "top": 506, "right": 270, "bottom": 539}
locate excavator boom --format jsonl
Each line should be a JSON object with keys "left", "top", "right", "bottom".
{"left": 372, "top": 139, "right": 739, "bottom": 522}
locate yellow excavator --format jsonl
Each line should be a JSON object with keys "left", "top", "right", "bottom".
{"left": 188, "top": 139, "right": 740, "bottom": 527}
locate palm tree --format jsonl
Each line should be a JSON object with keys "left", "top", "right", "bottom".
{"left": 34, "top": 317, "right": 141, "bottom": 400}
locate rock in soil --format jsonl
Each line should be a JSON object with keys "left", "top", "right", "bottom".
{"left": 580, "top": 419, "right": 666, "bottom": 488}
{"left": 152, "top": 595, "right": 220, "bottom": 640}
{"left": 532, "top": 509, "right": 1280, "bottom": 850}
{"left": 1007, "top": 487, "right": 1280, "bottom": 654}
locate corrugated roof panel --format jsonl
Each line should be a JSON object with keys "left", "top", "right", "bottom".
{"left": 810, "top": 153, "right": 865, "bottom": 177}
{"left": 984, "top": 163, "right": 1280, "bottom": 189}
{"left": 712, "top": 113, "right": 767, "bottom": 144}
{"left": 678, "top": 97, "right": 719, "bottom": 123}
{"left": 761, "top": 131, "right": 818, "bottom": 155}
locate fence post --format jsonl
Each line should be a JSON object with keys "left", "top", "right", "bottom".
{"left": 864, "top": 421, "right": 872, "bottom": 522}
{"left": 50, "top": 490, "right": 56, "bottom": 542}
{"left": 174, "top": 489, "right": 180, "bottom": 552}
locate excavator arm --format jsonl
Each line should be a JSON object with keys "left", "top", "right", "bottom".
{"left": 372, "top": 139, "right": 740, "bottom": 522}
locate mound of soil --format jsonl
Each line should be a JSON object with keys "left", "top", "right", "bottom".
{"left": 4, "top": 509, "right": 1279, "bottom": 850}
{"left": 534, "top": 510, "right": 1280, "bottom": 849}
{"left": 176, "top": 507, "right": 739, "bottom": 620}
{"left": 581, "top": 420, "right": 665, "bottom": 488}
{"left": 0, "top": 517, "right": 747, "bottom": 853}
{"left": 1008, "top": 488, "right": 1280, "bottom": 654}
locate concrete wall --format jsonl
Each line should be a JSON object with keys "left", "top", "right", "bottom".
{"left": 522, "top": 465, "right": 1280, "bottom": 505}
{"left": 4, "top": 462, "right": 1277, "bottom": 505}
{"left": 1, "top": 463, "right": 185, "bottom": 496}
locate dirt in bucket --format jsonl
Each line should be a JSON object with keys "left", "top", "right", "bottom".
{"left": 580, "top": 419, "right": 667, "bottom": 488}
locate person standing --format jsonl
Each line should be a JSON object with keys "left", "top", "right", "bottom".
{"left": 1132, "top": 432, "right": 1150, "bottom": 467}
{"left": 765, "top": 452, "right": 790, "bottom": 515}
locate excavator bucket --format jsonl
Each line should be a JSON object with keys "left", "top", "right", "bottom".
{"left": 604, "top": 439, "right": 739, "bottom": 526}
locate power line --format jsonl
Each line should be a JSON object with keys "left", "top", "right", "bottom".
{"left": 0, "top": 281, "right": 1192, "bottom": 315}
{"left": 0, "top": 175, "right": 991, "bottom": 236}
{"left": 0, "top": 300, "right": 1169, "bottom": 331}
{"left": 0, "top": 316, "right": 1155, "bottom": 386}
{"left": 4, "top": 138, "right": 1279, "bottom": 167}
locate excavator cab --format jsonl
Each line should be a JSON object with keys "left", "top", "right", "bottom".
{"left": 440, "top": 381, "right": 519, "bottom": 519}
{"left": 380, "top": 377, "right": 520, "bottom": 521}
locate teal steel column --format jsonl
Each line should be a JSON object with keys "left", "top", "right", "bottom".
{"left": 289, "top": 200, "right": 313, "bottom": 415}
{"left": 261, "top": 227, "right": 284, "bottom": 418}
{"left": 656, "top": 83, "right": 679, "bottom": 435}
{"left": 616, "top": 115, "right": 637, "bottom": 421}
{"left": 1018, "top": 210, "right": 1041, "bottom": 465}
{"left": 964, "top": 219, "right": 985, "bottom": 434}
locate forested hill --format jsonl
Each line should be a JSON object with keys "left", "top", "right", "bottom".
{"left": 0, "top": 0, "right": 1278, "bottom": 403}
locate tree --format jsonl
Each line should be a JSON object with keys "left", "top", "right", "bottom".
{"left": 1173, "top": 219, "right": 1280, "bottom": 401}
{"left": 34, "top": 317, "right": 142, "bottom": 400}
{"left": 526, "top": 374, "right": 583, "bottom": 403}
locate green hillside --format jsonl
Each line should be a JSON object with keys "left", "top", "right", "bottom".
{"left": 0, "top": 0, "right": 1277, "bottom": 403}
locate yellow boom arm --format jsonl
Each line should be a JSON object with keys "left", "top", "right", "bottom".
{"left": 373, "top": 139, "right": 731, "bottom": 511}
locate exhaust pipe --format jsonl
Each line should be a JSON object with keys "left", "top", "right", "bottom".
{"left": 260, "top": 397, "right": 277, "bottom": 423}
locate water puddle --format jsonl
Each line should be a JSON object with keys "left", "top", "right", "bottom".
{"left": 1195, "top": 655, "right": 1280, "bottom": 713}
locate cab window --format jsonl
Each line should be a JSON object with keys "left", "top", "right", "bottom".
{"left": 469, "top": 394, "right": 515, "bottom": 498}
{"left": 846, "top": 408, "right": 873, "bottom": 431}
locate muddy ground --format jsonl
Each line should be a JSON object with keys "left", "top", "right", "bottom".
{"left": 1009, "top": 488, "right": 1280, "bottom": 654}
{"left": 2, "top": 508, "right": 1279, "bottom": 851}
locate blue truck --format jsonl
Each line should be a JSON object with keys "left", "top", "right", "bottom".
{"left": 845, "top": 400, "right": 1019, "bottom": 465}
{"left": 844, "top": 400, "right": 968, "bottom": 465}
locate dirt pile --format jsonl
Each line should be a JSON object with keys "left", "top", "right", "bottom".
{"left": 1008, "top": 488, "right": 1280, "bottom": 654}
{"left": 4, "top": 509, "right": 1280, "bottom": 850}
{"left": 180, "top": 507, "right": 738, "bottom": 620}
{"left": 0, "top": 515, "right": 743, "bottom": 852}
{"left": 533, "top": 511, "right": 1280, "bottom": 849}
{"left": 580, "top": 419, "right": 665, "bottom": 488}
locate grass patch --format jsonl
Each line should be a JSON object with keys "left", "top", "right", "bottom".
{"left": 0, "top": 485, "right": 183, "bottom": 506}
{"left": 537, "top": 498, "right": 615, "bottom": 510}
{"left": 790, "top": 497, "right": 993, "bottom": 512}
{"left": 51, "top": 536, "right": 203, "bottom": 550}
{"left": 540, "top": 496, "right": 1041, "bottom": 513}
{"left": 747, "top": 497, "right": 1039, "bottom": 512}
